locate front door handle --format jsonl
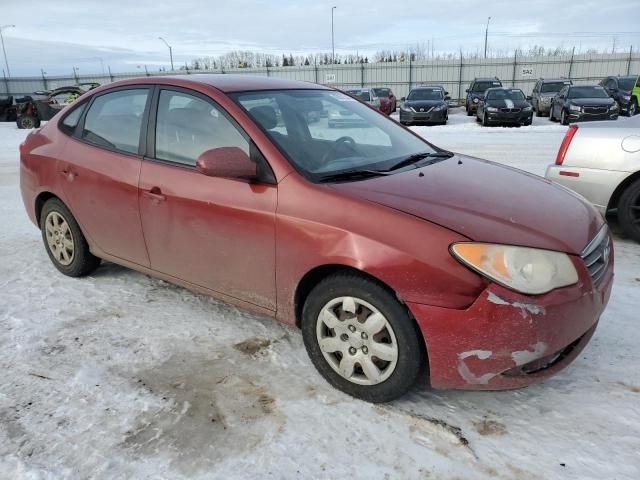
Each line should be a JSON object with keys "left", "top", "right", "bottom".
{"left": 142, "top": 187, "right": 166, "bottom": 203}
{"left": 60, "top": 169, "right": 78, "bottom": 181}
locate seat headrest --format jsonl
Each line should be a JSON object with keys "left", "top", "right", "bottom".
{"left": 250, "top": 105, "right": 277, "bottom": 130}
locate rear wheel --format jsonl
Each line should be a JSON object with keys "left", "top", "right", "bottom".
{"left": 40, "top": 198, "right": 101, "bottom": 277}
{"left": 301, "top": 272, "right": 424, "bottom": 403}
{"left": 618, "top": 179, "right": 640, "bottom": 243}
{"left": 17, "top": 115, "right": 40, "bottom": 129}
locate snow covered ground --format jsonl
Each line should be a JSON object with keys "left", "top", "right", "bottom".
{"left": 1, "top": 110, "right": 639, "bottom": 480}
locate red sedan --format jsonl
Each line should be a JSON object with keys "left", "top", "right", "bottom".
{"left": 20, "top": 75, "right": 613, "bottom": 402}
{"left": 373, "top": 87, "right": 397, "bottom": 115}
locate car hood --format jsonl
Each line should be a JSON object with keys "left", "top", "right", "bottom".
{"left": 485, "top": 99, "right": 530, "bottom": 109}
{"left": 330, "top": 155, "right": 603, "bottom": 254}
{"left": 405, "top": 100, "right": 446, "bottom": 109}
{"left": 570, "top": 98, "right": 615, "bottom": 107}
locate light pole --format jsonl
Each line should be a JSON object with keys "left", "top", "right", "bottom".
{"left": 331, "top": 6, "right": 336, "bottom": 64}
{"left": 484, "top": 17, "right": 491, "bottom": 59}
{"left": 159, "top": 36, "right": 174, "bottom": 71}
{"left": 0, "top": 24, "right": 15, "bottom": 78}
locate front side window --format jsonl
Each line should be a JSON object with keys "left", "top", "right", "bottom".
{"left": 232, "top": 89, "right": 437, "bottom": 182}
{"left": 618, "top": 77, "right": 635, "bottom": 91}
{"left": 82, "top": 89, "right": 149, "bottom": 154}
{"left": 155, "top": 89, "right": 249, "bottom": 166}
{"left": 347, "top": 90, "right": 372, "bottom": 102}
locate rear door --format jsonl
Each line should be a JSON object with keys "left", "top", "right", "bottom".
{"left": 59, "top": 87, "right": 151, "bottom": 267}
{"left": 138, "top": 87, "right": 277, "bottom": 310}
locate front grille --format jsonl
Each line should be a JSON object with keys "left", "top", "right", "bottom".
{"left": 581, "top": 227, "right": 611, "bottom": 286}
{"left": 500, "top": 108, "right": 521, "bottom": 113}
{"left": 583, "top": 106, "right": 607, "bottom": 114}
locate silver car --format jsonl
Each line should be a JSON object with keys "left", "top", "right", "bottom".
{"left": 545, "top": 115, "right": 640, "bottom": 242}
{"left": 531, "top": 78, "right": 572, "bottom": 116}
{"left": 345, "top": 88, "right": 381, "bottom": 110}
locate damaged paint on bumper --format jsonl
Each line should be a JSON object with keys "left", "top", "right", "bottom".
{"left": 408, "top": 256, "right": 613, "bottom": 390}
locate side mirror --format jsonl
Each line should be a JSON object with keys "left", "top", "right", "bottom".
{"left": 526, "top": 95, "right": 532, "bottom": 101}
{"left": 465, "top": 89, "right": 469, "bottom": 93}
{"left": 445, "top": 95, "right": 451, "bottom": 101}
{"left": 196, "top": 147, "right": 257, "bottom": 179}
{"left": 400, "top": 97, "right": 406, "bottom": 101}
{"left": 444, "top": 91, "right": 449, "bottom": 95}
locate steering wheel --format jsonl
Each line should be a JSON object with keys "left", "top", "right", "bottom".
{"left": 320, "top": 136, "right": 357, "bottom": 165}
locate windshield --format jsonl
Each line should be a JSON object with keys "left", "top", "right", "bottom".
{"left": 407, "top": 89, "right": 443, "bottom": 101}
{"left": 568, "top": 86, "right": 609, "bottom": 99}
{"left": 618, "top": 77, "right": 635, "bottom": 91}
{"left": 486, "top": 89, "right": 526, "bottom": 101}
{"left": 373, "top": 88, "right": 390, "bottom": 98}
{"left": 231, "top": 89, "right": 437, "bottom": 182}
{"left": 472, "top": 81, "right": 501, "bottom": 93}
{"left": 347, "top": 90, "right": 371, "bottom": 102}
{"left": 541, "top": 82, "right": 570, "bottom": 93}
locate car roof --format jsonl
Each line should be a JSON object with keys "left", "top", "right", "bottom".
{"left": 540, "top": 78, "right": 571, "bottom": 82}
{"left": 474, "top": 78, "right": 501, "bottom": 82}
{"left": 413, "top": 85, "right": 443, "bottom": 90}
{"left": 485, "top": 87, "right": 521, "bottom": 92}
{"left": 100, "top": 74, "right": 329, "bottom": 93}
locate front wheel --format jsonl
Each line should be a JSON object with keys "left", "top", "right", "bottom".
{"left": 618, "top": 179, "right": 640, "bottom": 243}
{"left": 560, "top": 109, "right": 569, "bottom": 125}
{"left": 17, "top": 115, "right": 40, "bottom": 129}
{"left": 629, "top": 99, "right": 638, "bottom": 117}
{"left": 301, "top": 273, "right": 425, "bottom": 403}
{"left": 40, "top": 198, "right": 101, "bottom": 277}
{"left": 549, "top": 106, "right": 556, "bottom": 122}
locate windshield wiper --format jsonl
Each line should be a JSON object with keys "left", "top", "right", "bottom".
{"left": 386, "top": 151, "right": 454, "bottom": 172}
{"left": 318, "top": 169, "right": 390, "bottom": 183}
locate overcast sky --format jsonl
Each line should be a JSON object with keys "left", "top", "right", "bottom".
{"left": 1, "top": 0, "right": 639, "bottom": 76}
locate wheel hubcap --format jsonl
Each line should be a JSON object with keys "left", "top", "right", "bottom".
{"left": 316, "top": 296, "right": 399, "bottom": 386}
{"left": 45, "top": 211, "right": 74, "bottom": 266}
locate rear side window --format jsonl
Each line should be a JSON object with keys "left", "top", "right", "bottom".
{"left": 82, "top": 89, "right": 149, "bottom": 154}
{"left": 155, "top": 89, "right": 249, "bottom": 166}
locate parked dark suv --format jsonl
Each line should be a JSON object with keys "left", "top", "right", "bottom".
{"left": 530, "top": 78, "right": 572, "bottom": 117}
{"left": 465, "top": 78, "right": 502, "bottom": 115}
{"left": 599, "top": 75, "right": 639, "bottom": 116}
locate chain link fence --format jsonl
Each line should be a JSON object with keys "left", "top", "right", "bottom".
{"left": 2, "top": 50, "right": 638, "bottom": 103}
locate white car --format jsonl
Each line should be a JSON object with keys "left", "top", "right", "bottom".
{"left": 545, "top": 115, "right": 640, "bottom": 242}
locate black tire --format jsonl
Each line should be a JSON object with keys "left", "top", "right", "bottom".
{"left": 629, "top": 99, "right": 638, "bottom": 117}
{"left": 482, "top": 112, "right": 489, "bottom": 127}
{"left": 535, "top": 106, "right": 543, "bottom": 117}
{"left": 40, "top": 198, "right": 101, "bottom": 277}
{"left": 301, "top": 272, "right": 425, "bottom": 403}
{"left": 618, "top": 179, "right": 640, "bottom": 243}
{"left": 16, "top": 115, "right": 40, "bottom": 129}
{"left": 560, "top": 109, "right": 569, "bottom": 125}
{"left": 549, "top": 105, "right": 556, "bottom": 122}
{"left": 466, "top": 104, "right": 472, "bottom": 116}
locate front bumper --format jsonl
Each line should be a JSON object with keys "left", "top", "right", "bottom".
{"left": 485, "top": 110, "right": 533, "bottom": 125}
{"left": 400, "top": 108, "right": 447, "bottom": 124}
{"left": 568, "top": 110, "right": 618, "bottom": 122}
{"left": 537, "top": 99, "right": 553, "bottom": 114}
{"left": 408, "top": 250, "right": 613, "bottom": 390}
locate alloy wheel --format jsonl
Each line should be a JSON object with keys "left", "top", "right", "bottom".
{"left": 315, "top": 296, "right": 398, "bottom": 386}
{"left": 44, "top": 211, "right": 75, "bottom": 266}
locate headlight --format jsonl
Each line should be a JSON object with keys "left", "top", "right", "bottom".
{"left": 621, "top": 95, "right": 631, "bottom": 102}
{"left": 569, "top": 104, "right": 581, "bottom": 112}
{"left": 486, "top": 107, "right": 498, "bottom": 112}
{"left": 400, "top": 104, "right": 413, "bottom": 112}
{"left": 450, "top": 243, "right": 578, "bottom": 295}
{"left": 523, "top": 106, "right": 532, "bottom": 112}
{"left": 433, "top": 105, "right": 445, "bottom": 111}
{"left": 610, "top": 103, "right": 619, "bottom": 110}
{"left": 473, "top": 98, "right": 479, "bottom": 104}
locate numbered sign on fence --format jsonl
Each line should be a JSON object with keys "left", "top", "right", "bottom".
{"left": 325, "top": 74, "right": 336, "bottom": 84}
{"left": 521, "top": 67, "right": 534, "bottom": 77}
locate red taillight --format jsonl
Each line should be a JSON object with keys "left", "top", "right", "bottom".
{"left": 19, "top": 142, "right": 26, "bottom": 154}
{"left": 555, "top": 124, "right": 578, "bottom": 165}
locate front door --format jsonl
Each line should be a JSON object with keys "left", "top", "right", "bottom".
{"left": 138, "top": 88, "right": 277, "bottom": 310}
{"left": 59, "top": 87, "right": 151, "bottom": 267}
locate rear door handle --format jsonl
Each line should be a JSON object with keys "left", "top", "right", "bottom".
{"left": 142, "top": 187, "right": 166, "bottom": 203}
